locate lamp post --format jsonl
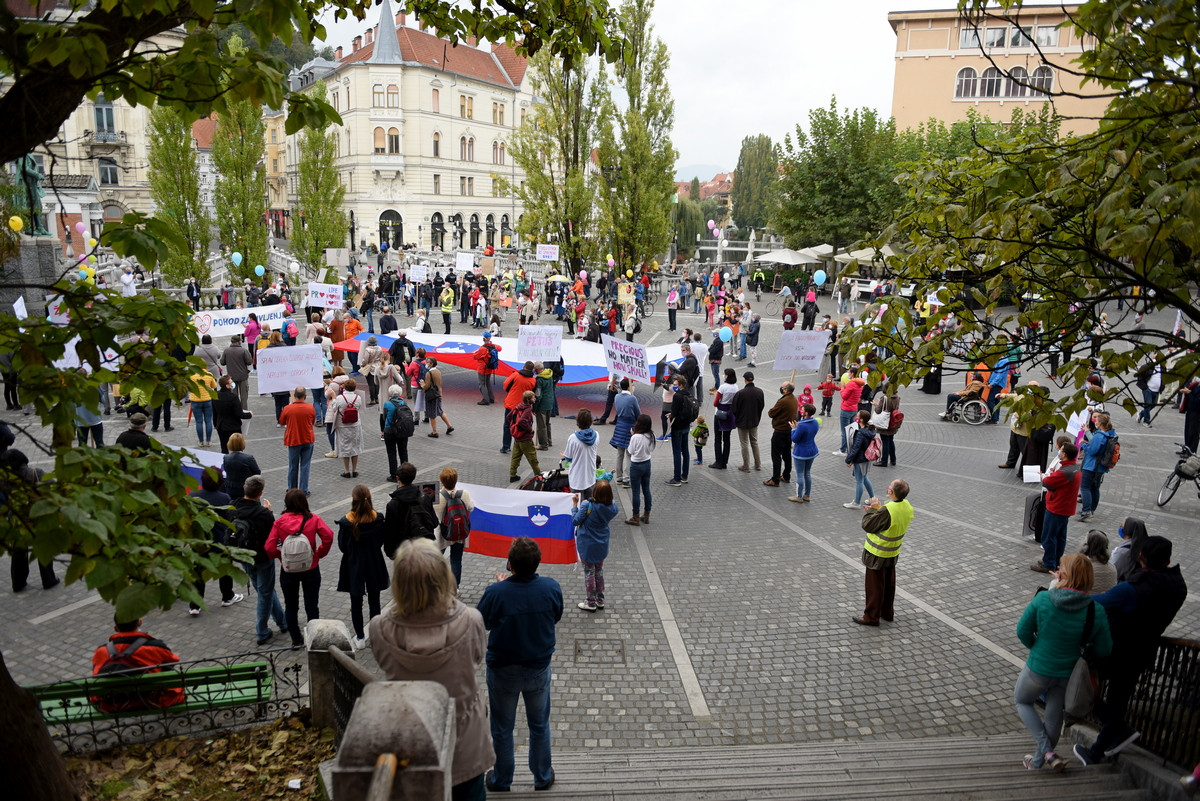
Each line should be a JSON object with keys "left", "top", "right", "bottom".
{"left": 348, "top": 209, "right": 356, "bottom": 254}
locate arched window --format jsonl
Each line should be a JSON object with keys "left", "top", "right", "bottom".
{"left": 344, "top": 89, "right": 349, "bottom": 110}
{"left": 499, "top": 143, "right": 506, "bottom": 165}
{"left": 386, "top": 84, "right": 399, "bottom": 108}
{"left": 460, "top": 136, "right": 468, "bottom": 160}
{"left": 1031, "top": 66, "right": 1053, "bottom": 95}
{"left": 467, "top": 137, "right": 474, "bottom": 161}
{"left": 1007, "top": 66, "right": 1029, "bottom": 97}
{"left": 432, "top": 88, "right": 440, "bottom": 113}
{"left": 372, "top": 85, "right": 384, "bottom": 106}
{"left": 980, "top": 67, "right": 1002, "bottom": 97}
{"left": 954, "top": 68, "right": 977, "bottom": 98}
{"left": 492, "top": 141, "right": 499, "bottom": 164}
{"left": 433, "top": 132, "right": 440, "bottom": 157}
{"left": 374, "top": 127, "right": 386, "bottom": 154}
{"left": 387, "top": 127, "right": 400, "bottom": 154}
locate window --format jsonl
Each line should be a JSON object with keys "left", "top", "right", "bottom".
{"left": 344, "top": 89, "right": 349, "bottom": 110}
{"left": 1009, "top": 26, "right": 1033, "bottom": 48}
{"left": 98, "top": 157, "right": 119, "bottom": 186}
{"left": 954, "top": 67, "right": 978, "bottom": 98}
{"left": 374, "top": 127, "right": 386, "bottom": 154}
{"left": 387, "top": 84, "right": 399, "bottom": 108}
{"left": 492, "top": 180, "right": 499, "bottom": 197}
{"left": 1035, "top": 25, "right": 1057, "bottom": 47}
{"left": 467, "top": 177, "right": 474, "bottom": 196}
{"left": 498, "top": 104, "right": 504, "bottom": 125}
{"left": 433, "top": 132, "right": 440, "bottom": 157}
{"left": 270, "top": 128, "right": 278, "bottom": 143}
{"left": 94, "top": 96, "right": 114, "bottom": 135}
{"left": 492, "top": 141, "right": 499, "bottom": 164}
{"left": 433, "top": 174, "right": 441, "bottom": 194}
{"left": 492, "top": 102, "right": 505, "bottom": 125}
{"left": 499, "top": 143, "right": 506, "bottom": 164}
{"left": 1031, "top": 66, "right": 1053, "bottom": 95}
{"left": 460, "top": 176, "right": 467, "bottom": 195}
{"left": 520, "top": 108, "right": 527, "bottom": 126}
{"left": 272, "top": 158, "right": 279, "bottom": 172}
{"left": 460, "top": 95, "right": 475, "bottom": 118}
{"left": 959, "top": 26, "right": 980, "bottom": 49}
{"left": 373, "top": 85, "right": 384, "bottom": 106}
{"left": 460, "top": 135, "right": 468, "bottom": 160}
{"left": 387, "top": 127, "right": 400, "bottom": 154}
{"left": 432, "top": 88, "right": 440, "bottom": 113}
{"left": 1007, "top": 66, "right": 1029, "bottom": 97}
{"left": 980, "top": 67, "right": 1003, "bottom": 97}
{"left": 984, "top": 27, "right": 1006, "bottom": 48}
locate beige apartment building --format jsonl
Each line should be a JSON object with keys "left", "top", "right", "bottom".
{"left": 888, "top": 4, "right": 1109, "bottom": 133}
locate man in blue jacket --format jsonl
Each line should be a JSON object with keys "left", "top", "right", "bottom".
{"left": 1078, "top": 411, "right": 1117, "bottom": 522}
{"left": 478, "top": 537, "right": 564, "bottom": 792}
{"left": 986, "top": 356, "right": 1010, "bottom": 423}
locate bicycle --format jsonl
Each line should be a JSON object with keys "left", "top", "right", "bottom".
{"left": 1155, "top": 443, "right": 1200, "bottom": 507}
{"left": 636, "top": 297, "right": 655, "bottom": 318}
{"left": 764, "top": 291, "right": 791, "bottom": 316}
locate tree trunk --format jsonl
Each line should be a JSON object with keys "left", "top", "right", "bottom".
{"left": 0, "top": 651, "right": 81, "bottom": 800}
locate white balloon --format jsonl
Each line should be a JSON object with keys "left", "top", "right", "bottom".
{"left": 289, "top": 261, "right": 300, "bottom": 273}
{"left": 721, "top": 239, "right": 729, "bottom": 247}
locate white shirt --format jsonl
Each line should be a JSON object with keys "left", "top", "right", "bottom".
{"left": 120, "top": 272, "right": 137, "bottom": 297}
{"left": 563, "top": 432, "right": 598, "bottom": 490}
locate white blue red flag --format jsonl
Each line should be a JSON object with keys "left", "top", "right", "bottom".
{"left": 461, "top": 483, "right": 578, "bottom": 564}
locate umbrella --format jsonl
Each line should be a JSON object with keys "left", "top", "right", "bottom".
{"left": 546, "top": 274, "right": 570, "bottom": 282}
{"left": 752, "top": 249, "right": 809, "bottom": 266}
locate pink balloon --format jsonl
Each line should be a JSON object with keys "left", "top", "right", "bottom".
{"left": 707, "top": 220, "right": 715, "bottom": 229}
{"left": 74, "top": 222, "right": 87, "bottom": 235}
{"left": 77, "top": 253, "right": 87, "bottom": 263}
{"left": 579, "top": 270, "right": 588, "bottom": 279}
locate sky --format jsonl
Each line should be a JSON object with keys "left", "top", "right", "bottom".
{"left": 318, "top": 0, "right": 952, "bottom": 178}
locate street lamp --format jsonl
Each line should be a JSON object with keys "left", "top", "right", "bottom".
{"left": 349, "top": 210, "right": 356, "bottom": 253}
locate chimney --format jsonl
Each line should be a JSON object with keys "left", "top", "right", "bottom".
{"left": 416, "top": 14, "right": 424, "bottom": 32}
{"left": 396, "top": 11, "right": 405, "bottom": 27}
{"left": 335, "top": 46, "right": 343, "bottom": 60}
{"left": 466, "top": 35, "right": 477, "bottom": 47}
{"left": 352, "top": 35, "right": 361, "bottom": 52}
{"left": 365, "top": 27, "right": 373, "bottom": 45}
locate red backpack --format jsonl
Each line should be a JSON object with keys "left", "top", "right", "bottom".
{"left": 340, "top": 393, "right": 359, "bottom": 425}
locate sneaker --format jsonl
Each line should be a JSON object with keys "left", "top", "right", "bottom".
{"left": 1078, "top": 513, "right": 1092, "bottom": 522}
{"left": 189, "top": 608, "right": 200, "bottom": 617}
{"left": 680, "top": 477, "right": 688, "bottom": 484}
{"left": 842, "top": 502, "right": 860, "bottom": 509}
{"left": 221, "top": 593, "right": 245, "bottom": 607}
{"left": 1045, "top": 752, "right": 1067, "bottom": 772}
{"left": 938, "top": 412, "right": 949, "bottom": 419}
{"left": 352, "top": 636, "right": 367, "bottom": 649}
{"left": 325, "top": 451, "right": 337, "bottom": 458}
{"left": 664, "top": 479, "right": 682, "bottom": 486}
{"left": 788, "top": 496, "right": 804, "bottom": 503}
{"left": 428, "top": 432, "right": 439, "bottom": 438}
{"left": 692, "top": 458, "right": 703, "bottom": 465}
{"left": 484, "top": 770, "right": 509, "bottom": 793}
{"left": 657, "top": 435, "right": 670, "bottom": 441}
{"left": 1103, "top": 730, "right": 1141, "bottom": 758}
{"left": 1072, "top": 743, "right": 1098, "bottom": 766}
{"left": 477, "top": 400, "right": 490, "bottom": 406}
{"left": 1030, "top": 563, "right": 1052, "bottom": 574}
{"left": 256, "top": 632, "right": 275, "bottom": 646}
{"left": 1023, "top": 754, "right": 1039, "bottom": 770}
{"left": 509, "top": 475, "right": 521, "bottom": 483}
{"left": 578, "top": 601, "right": 597, "bottom": 612}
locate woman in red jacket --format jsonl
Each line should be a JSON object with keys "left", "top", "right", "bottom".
{"left": 266, "top": 489, "right": 336, "bottom": 649}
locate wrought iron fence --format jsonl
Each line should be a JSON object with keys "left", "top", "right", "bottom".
{"left": 1127, "top": 637, "right": 1200, "bottom": 768}
{"left": 329, "top": 644, "right": 376, "bottom": 747}
{"left": 27, "top": 648, "right": 307, "bottom": 754}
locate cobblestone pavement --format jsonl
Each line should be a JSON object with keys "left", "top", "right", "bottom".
{"left": 2, "top": 291, "right": 1196, "bottom": 754}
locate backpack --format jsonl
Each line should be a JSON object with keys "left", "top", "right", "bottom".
{"left": 386, "top": 401, "right": 415, "bottom": 438}
{"left": 509, "top": 407, "right": 531, "bottom": 439}
{"left": 96, "top": 638, "right": 151, "bottom": 675}
{"left": 889, "top": 410, "right": 905, "bottom": 430}
{"left": 486, "top": 344, "right": 500, "bottom": 370}
{"left": 682, "top": 391, "right": 700, "bottom": 424}
{"left": 440, "top": 490, "right": 472, "bottom": 543}
{"left": 1100, "top": 434, "right": 1121, "bottom": 469}
{"left": 231, "top": 517, "right": 253, "bottom": 551}
{"left": 633, "top": 316, "right": 642, "bottom": 334}
{"left": 407, "top": 494, "right": 439, "bottom": 541}
{"left": 280, "top": 515, "right": 314, "bottom": 573}
{"left": 859, "top": 383, "right": 875, "bottom": 404}
{"left": 286, "top": 319, "right": 298, "bottom": 339}
{"left": 339, "top": 393, "right": 359, "bottom": 425}
{"left": 864, "top": 434, "right": 882, "bottom": 462}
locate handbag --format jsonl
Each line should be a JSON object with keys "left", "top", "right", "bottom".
{"left": 869, "top": 409, "right": 891, "bottom": 429}
{"left": 1064, "top": 601, "right": 1098, "bottom": 720}
{"left": 714, "top": 408, "right": 730, "bottom": 422}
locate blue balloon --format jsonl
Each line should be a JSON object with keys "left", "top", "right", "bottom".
{"left": 79, "top": 268, "right": 88, "bottom": 279}
{"left": 814, "top": 269, "right": 827, "bottom": 286}
{"left": 232, "top": 251, "right": 243, "bottom": 267}
{"left": 254, "top": 264, "right": 265, "bottom": 276}
{"left": 719, "top": 326, "right": 733, "bottom": 342}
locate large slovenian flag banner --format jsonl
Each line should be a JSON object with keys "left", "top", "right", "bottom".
{"left": 461, "top": 483, "right": 577, "bottom": 564}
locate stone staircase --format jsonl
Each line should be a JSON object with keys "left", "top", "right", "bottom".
{"left": 500, "top": 734, "right": 1150, "bottom": 800}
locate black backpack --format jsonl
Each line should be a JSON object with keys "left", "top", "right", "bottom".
{"left": 230, "top": 517, "right": 253, "bottom": 551}
{"left": 96, "top": 638, "right": 151, "bottom": 676}
{"left": 386, "top": 401, "right": 415, "bottom": 437}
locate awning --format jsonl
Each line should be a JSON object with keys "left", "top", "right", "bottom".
{"left": 470, "top": 220, "right": 481, "bottom": 232}
{"left": 430, "top": 222, "right": 446, "bottom": 232}
{"left": 751, "top": 249, "right": 814, "bottom": 266}
{"left": 486, "top": 220, "right": 496, "bottom": 231}
{"left": 501, "top": 226, "right": 514, "bottom": 235}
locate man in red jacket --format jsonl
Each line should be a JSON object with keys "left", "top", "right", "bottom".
{"left": 472, "top": 332, "right": 502, "bottom": 406}
{"left": 508, "top": 390, "right": 540, "bottom": 483}
{"left": 1033, "top": 441, "right": 1082, "bottom": 574}
{"left": 500, "top": 361, "right": 537, "bottom": 454}
{"left": 91, "top": 618, "right": 184, "bottom": 712}
{"left": 279, "top": 387, "right": 316, "bottom": 494}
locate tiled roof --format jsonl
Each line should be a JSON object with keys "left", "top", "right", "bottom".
{"left": 192, "top": 116, "right": 216, "bottom": 150}
{"left": 46, "top": 174, "right": 95, "bottom": 190}
{"left": 491, "top": 43, "right": 528, "bottom": 86}
{"left": 338, "top": 24, "right": 527, "bottom": 89}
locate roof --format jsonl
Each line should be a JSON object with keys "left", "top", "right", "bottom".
{"left": 677, "top": 173, "right": 734, "bottom": 200}
{"left": 886, "top": 3, "right": 1079, "bottom": 30}
{"left": 45, "top": 174, "right": 96, "bottom": 190}
{"left": 192, "top": 116, "right": 216, "bottom": 150}
{"left": 369, "top": 0, "right": 404, "bottom": 64}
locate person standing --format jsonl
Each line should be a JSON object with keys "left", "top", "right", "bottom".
{"left": 709, "top": 368, "right": 738, "bottom": 470}
{"left": 330, "top": 378, "right": 365, "bottom": 477}
{"left": 594, "top": 374, "right": 620, "bottom": 426}
{"left": 572, "top": 480, "right": 618, "bottom": 612}
{"left": 765, "top": 381, "right": 798, "bottom": 487}
{"left": 873, "top": 390, "right": 902, "bottom": 468}
{"left": 500, "top": 361, "right": 537, "bottom": 453}
{"left": 279, "top": 387, "right": 316, "bottom": 494}
{"left": 534, "top": 362, "right": 555, "bottom": 450}
{"left": 563, "top": 409, "right": 600, "bottom": 500}
{"left": 221, "top": 334, "right": 253, "bottom": 411}
{"left": 213, "top": 376, "right": 245, "bottom": 454}
{"left": 265, "top": 489, "right": 335, "bottom": 650}
{"left": 508, "top": 390, "right": 540, "bottom": 483}
{"left": 625, "top": 414, "right": 655, "bottom": 525}
{"left": 745, "top": 313, "right": 761, "bottom": 367}
{"left": 789, "top": 403, "right": 820, "bottom": 503}
{"left": 843, "top": 410, "right": 878, "bottom": 509}
{"left": 733, "top": 371, "right": 765, "bottom": 473}
{"left": 1180, "top": 378, "right": 1200, "bottom": 454}
{"left": 336, "top": 484, "right": 390, "bottom": 649}
{"left": 189, "top": 468, "right": 243, "bottom": 615}
{"left": 343, "top": 310, "right": 364, "bottom": 374}
{"left": 186, "top": 277, "right": 201, "bottom": 311}
{"left": 1135, "top": 361, "right": 1162, "bottom": 427}
{"left": 664, "top": 374, "right": 695, "bottom": 487}
{"left": 440, "top": 283, "right": 456, "bottom": 334}
{"left": 381, "top": 386, "right": 412, "bottom": 482}
{"left": 422, "top": 357, "right": 454, "bottom": 438}
{"left": 432, "top": 467, "right": 475, "bottom": 586}
{"left": 233, "top": 475, "right": 288, "bottom": 646}
{"left": 707, "top": 331, "right": 725, "bottom": 391}
{"left": 1078, "top": 412, "right": 1117, "bottom": 522}
{"left": 609, "top": 378, "right": 640, "bottom": 486}
{"left": 477, "top": 537, "right": 564, "bottom": 793}
{"left": 1032, "top": 441, "right": 1083, "bottom": 574}
{"left": 359, "top": 336, "right": 386, "bottom": 405}
{"left": 837, "top": 376, "right": 865, "bottom": 453}
{"left": 222, "top": 433, "right": 260, "bottom": 501}
{"left": 472, "top": 332, "right": 501, "bottom": 405}
{"left": 853, "top": 478, "right": 914, "bottom": 626}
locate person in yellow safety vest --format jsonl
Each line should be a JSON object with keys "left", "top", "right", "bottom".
{"left": 853, "top": 478, "right": 914, "bottom": 627}
{"left": 439, "top": 285, "right": 456, "bottom": 335}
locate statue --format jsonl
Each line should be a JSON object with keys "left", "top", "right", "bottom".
{"left": 15, "top": 154, "right": 49, "bottom": 237}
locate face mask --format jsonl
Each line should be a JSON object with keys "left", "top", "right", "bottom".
{"left": 1118, "top": 526, "right": 1126, "bottom": 539}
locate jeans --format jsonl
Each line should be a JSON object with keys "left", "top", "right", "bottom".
{"left": 312, "top": 389, "right": 327, "bottom": 423}
{"left": 738, "top": 333, "right": 747, "bottom": 359}
{"left": 1040, "top": 511, "right": 1069, "bottom": 569}
{"left": 192, "top": 400, "right": 213, "bottom": 442}
{"left": 501, "top": 409, "right": 513, "bottom": 450}
{"left": 365, "top": 308, "right": 375, "bottom": 333}
{"left": 583, "top": 561, "right": 605, "bottom": 606}
{"left": 987, "top": 388, "right": 1004, "bottom": 422}
{"left": 710, "top": 362, "right": 721, "bottom": 388}
{"left": 667, "top": 307, "right": 676, "bottom": 330}
{"left": 247, "top": 561, "right": 286, "bottom": 642}
{"left": 670, "top": 430, "right": 689, "bottom": 481}
{"left": 839, "top": 409, "right": 855, "bottom": 450}
{"left": 1080, "top": 469, "right": 1103, "bottom": 515}
{"left": 853, "top": 462, "right": 874, "bottom": 504}
{"left": 794, "top": 456, "right": 813, "bottom": 498}
{"left": 445, "top": 542, "right": 465, "bottom": 586}
{"left": 630, "top": 459, "right": 652, "bottom": 514}
{"left": 1014, "top": 664, "right": 1069, "bottom": 766}
{"left": 348, "top": 591, "right": 381, "bottom": 638}
{"left": 879, "top": 434, "right": 895, "bottom": 466}
{"left": 714, "top": 428, "right": 731, "bottom": 467}
{"left": 486, "top": 663, "right": 553, "bottom": 789}
{"left": 385, "top": 433, "right": 409, "bottom": 479}
{"left": 693, "top": 297, "right": 701, "bottom": 313}
{"left": 279, "top": 567, "right": 321, "bottom": 646}
{"left": 77, "top": 423, "right": 104, "bottom": 446}
{"left": 1139, "top": 389, "right": 1158, "bottom": 424}
{"left": 287, "top": 442, "right": 313, "bottom": 493}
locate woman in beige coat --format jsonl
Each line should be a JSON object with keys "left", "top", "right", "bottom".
{"left": 370, "top": 539, "right": 493, "bottom": 800}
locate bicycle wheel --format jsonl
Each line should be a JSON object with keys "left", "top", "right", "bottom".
{"left": 641, "top": 301, "right": 654, "bottom": 318}
{"left": 766, "top": 300, "right": 779, "bottom": 316}
{"left": 962, "top": 400, "right": 989, "bottom": 425}
{"left": 1156, "top": 471, "right": 1182, "bottom": 507}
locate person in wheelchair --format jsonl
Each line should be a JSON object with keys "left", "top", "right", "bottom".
{"left": 940, "top": 372, "right": 987, "bottom": 419}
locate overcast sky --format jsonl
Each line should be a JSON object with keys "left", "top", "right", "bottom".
{"left": 318, "top": 1, "right": 958, "bottom": 177}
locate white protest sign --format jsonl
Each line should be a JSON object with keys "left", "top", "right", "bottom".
{"left": 1066, "top": 410, "right": 1088, "bottom": 440}
{"left": 256, "top": 344, "right": 324, "bottom": 395}
{"left": 52, "top": 337, "right": 120, "bottom": 373}
{"left": 192, "top": 304, "right": 287, "bottom": 339}
{"left": 324, "top": 247, "right": 349, "bottom": 267}
{"left": 601, "top": 333, "right": 650, "bottom": 384}
{"left": 518, "top": 325, "right": 562, "bottom": 362}
{"left": 455, "top": 251, "right": 475, "bottom": 273}
{"left": 774, "top": 329, "right": 831, "bottom": 373}
{"left": 13, "top": 297, "right": 27, "bottom": 320}
{"left": 308, "top": 281, "right": 343, "bottom": 309}
{"left": 535, "top": 244, "right": 560, "bottom": 262}
{"left": 46, "top": 294, "right": 71, "bottom": 325}
{"left": 409, "top": 264, "right": 429, "bottom": 283}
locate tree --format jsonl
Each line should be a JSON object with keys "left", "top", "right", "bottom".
{"left": 689, "top": 177, "right": 701, "bottom": 201}
{"left": 842, "top": 0, "right": 1200, "bottom": 429}
{"left": 290, "top": 83, "right": 347, "bottom": 281}
{"left": 729, "top": 134, "right": 775, "bottom": 231}
{"left": 211, "top": 59, "right": 268, "bottom": 283}
{"left": 675, "top": 195, "right": 705, "bottom": 259}
{"left": 595, "top": 0, "right": 678, "bottom": 271}
{"left": 147, "top": 106, "right": 213, "bottom": 286}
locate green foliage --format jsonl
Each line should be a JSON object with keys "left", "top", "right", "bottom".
{"left": 291, "top": 82, "right": 347, "bottom": 281}
{"left": 147, "top": 106, "right": 213, "bottom": 285}
{"left": 689, "top": 177, "right": 700, "bottom": 201}
{"left": 730, "top": 134, "right": 776, "bottom": 231}
{"left": 675, "top": 195, "right": 704, "bottom": 259}
{"left": 211, "top": 72, "right": 267, "bottom": 282}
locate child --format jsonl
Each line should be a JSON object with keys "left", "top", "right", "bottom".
{"left": 817, "top": 374, "right": 839, "bottom": 417}
{"left": 691, "top": 414, "right": 709, "bottom": 466}
{"left": 572, "top": 479, "right": 618, "bottom": 612}
{"left": 798, "top": 384, "right": 815, "bottom": 408}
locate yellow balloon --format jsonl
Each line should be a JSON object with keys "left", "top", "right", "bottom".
{"left": 8, "top": 216, "right": 22, "bottom": 232}
{"left": 84, "top": 266, "right": 95, "bottom": 278}
{"left": 626, "top": 270, "right": 633, "bottom": 278}
{"left": 88, "top": 237, "right": 98, "bottom": 247}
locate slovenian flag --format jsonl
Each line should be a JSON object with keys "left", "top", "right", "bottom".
{"left": 462, "top": 483, "right": 578, "bottom": 564}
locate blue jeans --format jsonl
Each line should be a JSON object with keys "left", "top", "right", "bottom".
{"left": 630, "top": 459, "right": 652, "bottom": 514}
{"left": 839, "top": 409, "right": 855, "bottom": 451}
{"left": 288, "top": 442, "right": 314, "bottom": 493}
{"left": 192, "top": 400, "right": 213, "bottom": 442}
{"left": 1014, "top": 664, "right": 1069, "bottom": 765}
{"left": 710, "top": 362, "right": 721, "bottom": 388}
{"left": 1080, "top": 469, "right": 1103, "bottom": 515}
{"left": 738, "top": 333, "right": 747, "bottom": 359}
{"left": 987, "top": 389, "right": 1004, "bottom": 422}
{"left": 312, "top": 389, "right": 327, "bottom": 424}
{"left": 693, "top": 297, "right": 701, "bottom": 313}
{"left": 446, "top": 542, "right": 464, "bottom": 586}
{"left": 486, "top": 663, "right": 553, "bottom": 789}
{"left": 365, "top": 309, "right": 375, "bottom": 333}
{"left": 794, "top": 456, "right": 813, "bottom": 498}
{"left": 1139, "top": 389, "right": 1158, "bottom": 424}
{"left": 853, "top": 462, "right": 874, "bottom": 504}
{"left": 1040, "top": 511, "right": 1069, "bottom": 569}
{"left": 246, "top": 561, "right": 286, "bottom": 641}
{"left": 670, "top": 430, "right": 689, "bottom": 481}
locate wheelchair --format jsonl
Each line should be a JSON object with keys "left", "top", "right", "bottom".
{"left": 943, "top": 395, "right": 989, "bottom": 425}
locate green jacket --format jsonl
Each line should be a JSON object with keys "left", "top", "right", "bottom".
{"left": 1017, "top": 587, "right": 1112, "bottom": 678}
{"left": 534, "top": 370, "right": 555, "bottom": 412}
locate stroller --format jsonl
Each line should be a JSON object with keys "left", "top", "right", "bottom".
{"left": 518, "top": 457, "right": 610, "bottom": 493}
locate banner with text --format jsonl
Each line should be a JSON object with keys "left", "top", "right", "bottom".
{"left": 192, "top": 304, "right": 287, "bottom": 339}
{"left": 409, "top": 264, "right": 429, "bottom": 283}
{"left": 256, "top": 344, "right": 324, "bottom": 395}
{"left": 535, "top": 244, "right": 560, "bottom": 262}
{"left": 601, "top": 333, "right": 650, "bottom": 384}
{"left": 518, "top": 325, "right": 562, "bottom": 362}
{"left": 456, "top": 251, "right": 475, "bottom": 273}
{"left": 308, "top": 281, "right": 343, "bottom": 309}
{"left": 774, "top": 329, "right": 831, "bottom": 373}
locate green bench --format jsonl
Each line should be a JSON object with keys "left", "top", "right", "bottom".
{"left": 29, "top": 662, "right": 274, "bottom": 726}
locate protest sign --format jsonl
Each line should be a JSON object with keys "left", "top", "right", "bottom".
{"left": 601, "top": 333, "right": 650, "bottom": 384}
{"left": 456, "top": 251, "right": 475, "bottom": 273}
{"left": 535, "top": 244, "right": 560, "bottom": 262}
{"left": 774, "top": 329, "right": 831, "bottom": 373}
{"left": 46, "top": 294, "right": 71, "bottom": 326}
{"left": 323, "top": 247, "right": 349, "bottom": 267}
{"left": 409, "top": 263, "right": 429, "bottom": 283}
{"left": 13, "top": 297, "right": 27, "bottom": 320}
{"left": 480, "top": 257, "right": 496, "bottom": 276}
{"left": 308, "top": 281, "right": 343, "bottom": 309}
{"left": 518, "top": 325, "right": 562, "bottom": 362}
{"left": 256, "top": 344, "right": 324, "bottom": 395}
{"left": 192, "top": 304, "right": 287, "bottom": 338}
{"left": 618, "top": 283, "right": 635, "bottom": 304}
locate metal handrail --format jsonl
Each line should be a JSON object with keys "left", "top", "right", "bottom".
{"left": 1127, "top": 636, "right": 1200, "bottom": 768}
